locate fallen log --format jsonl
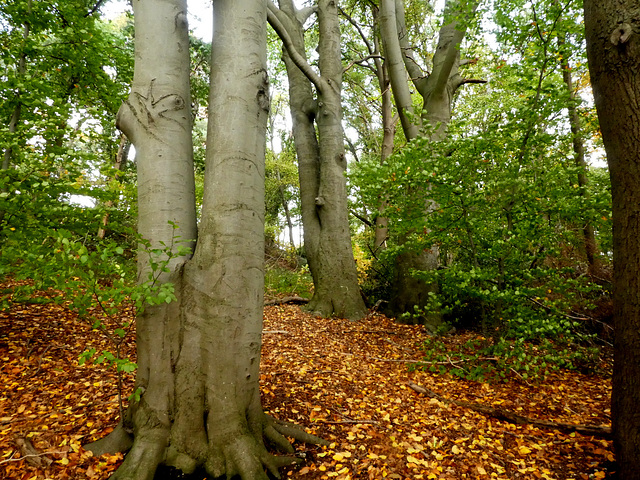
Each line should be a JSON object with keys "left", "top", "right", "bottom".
{"left": 264, "top": 296, "right": 309, "bottom": 306}
{"left": 408, "top": 381, "right": 612, "bottom": 438}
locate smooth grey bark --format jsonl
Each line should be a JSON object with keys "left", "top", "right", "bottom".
{"left": 268, "top": 0, "right": 366, "bottom": 320}
{"left": 380, "top": 0, "right": 480, "bottom": 328}
{"left": 379, "top": 0, "right": 419, "bottom": 140}
{"left": 87, "top": 1, "right": 324, "bottom": 478}
{"left": 373, "top": 14, "right": 395, "bottom": 251}
{"left": 584, "top": 1, "right": 640, "bottom": 478}
{"left": 343, "top": 4, "right": 396, "bottom": 251}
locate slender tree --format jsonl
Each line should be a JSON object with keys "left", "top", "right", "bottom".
{"left": 87, "top": 1, "right": 323, "bottom": 478}
{"left": 556, "top": 10, "right": 600, "bottom": 275}
{"left": 340, "top": 2, "right": 397, "bottom": 251}
{"left": 584, "top": 1, "right": 640, "bottom": 478}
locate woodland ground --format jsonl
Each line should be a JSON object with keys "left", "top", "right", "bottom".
{"left": 0, "top": 282, "right": 614, "bottom": 480}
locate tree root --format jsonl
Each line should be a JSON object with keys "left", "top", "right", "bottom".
{"left": 266, "top": 415, "right": 329, "bottom": 447}
{"left": 107, "top": 428, "right": 168, "bottom": 480}
{"left": 218, "top": 434, "right": 301, "bottom": 480}
{"left": 88, "top": 411, "right": 327, "bottom": 480}
{"left": 85, "top": 421, "right": 133, "bottom": 457}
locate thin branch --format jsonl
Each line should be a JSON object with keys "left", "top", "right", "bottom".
{"left": 343, "top": 54, "right": 384, "bottom": 74}
{"left": 350, "top": 209, "right": 374, "bottom": 228}
{"left": 84, "top": 0, "right": 108, "bottom": 17}
{"left": 0, "top": 452, "right": 58, "bottom": 466}
{"left": 339, "top": 7, "right": 374, "bottom": 55}
{"left": 459, "top": 78, "right": 487, "bottom": 85}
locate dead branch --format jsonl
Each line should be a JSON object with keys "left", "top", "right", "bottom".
{"left": 408, "top": 381, "right": 612, "bottom": 438}
{"left": 319, "top": 419, "right": 379, "bottom": 425}
{"left": 367, "top": 356, "right": 499, "bottom": 366}
{"left": 11, "top": 437, "right": 54, "bottom": 467}
{"left": 264, "top": 296, "right": 309, "bottom": 306}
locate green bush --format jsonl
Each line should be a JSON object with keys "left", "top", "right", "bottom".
{"left": 264, "top": 264, "right": 313, "bottom": 299}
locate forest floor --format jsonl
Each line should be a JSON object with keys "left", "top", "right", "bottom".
{"left": 0, "top": 284, "right": 615, "bottom": 480}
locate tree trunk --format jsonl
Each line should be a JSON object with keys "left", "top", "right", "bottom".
{"left": 370, "top": 5, "right": 395, "bottom": 251}
{"left": 379, "top": 0, "right": 419, "bottom": 139}
{"left": 269, "top": 0, "right": 366, "bottom": 320}
{"left": 87, "top": 2, "right": 324, "bottom": 478}
{"left": 557, "top": 32, "right": 600, "bottom": 275}
{"left": 0, "top": 1, "right": 30, "bottom": 226}
{"left": 97, "top": 134, "right": 130, "bottom": 240}
{"left": 380, "top": 0, "right": 479, "bottom": 328}
{"left": 277, "top": 172, "right": 296, "bottom": 248}
{"left": 584, "top": 2, "right": 640, "bottom": 478}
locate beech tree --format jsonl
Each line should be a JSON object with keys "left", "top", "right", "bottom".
{"left": 584, "top": 1, "right": 640, "bottom": 477}
{"left": 340, "top": 1, "right": 397, "bottom": 251}
{"left": 379, "top": 0, "right": 481, "bottom": 326}
{"left": 86, "top": 1, "right": 323, "bottom": 478}
{"left": 267, "top": 0, "right": 366, "bottom": 320}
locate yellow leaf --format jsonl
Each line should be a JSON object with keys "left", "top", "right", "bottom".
{"left": 477, "top": 465, "right": 487, "bottom": 475}
{"left": 333, "top": 453, "right": 344, "bottom": 461}
{"left": 519, "top": 446, "right": 532, "bottom": 455}
{"left": 57, "top": 457, "right": 69, "bottom": 465}
{"left": 452, "top": 445, "right": 461, "bottom": 454}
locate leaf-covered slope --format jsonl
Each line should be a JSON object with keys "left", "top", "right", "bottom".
{"left": 1, "top": 291, "right": 614, "bottom": 479}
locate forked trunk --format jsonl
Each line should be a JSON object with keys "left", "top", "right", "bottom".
{"left": 381, "top": 0, "right": 479, "bottom": 329}
{"left": 271, "top": 0, "right": 366, "bottom": 320}
{"left": 87, "top": 1, "right": 325, "bottom": 478}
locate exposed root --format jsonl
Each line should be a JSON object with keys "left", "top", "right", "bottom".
{"left": 85, "top": 422, "right": 133, "bottom": 457}
{"left": 108, "top": 431, "right": 167, "bottom": 480}
{"left": 266, "top": 415, "right": 329, "bottom": 446}
{"left": 89, "top": 409, "right": 326, "bottom": 479}
{"left": 215, "top": 434, "right": 300, "bottom": 480}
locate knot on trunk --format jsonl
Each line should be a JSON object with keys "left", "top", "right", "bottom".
{"left": 610, "top": 23, "right": 633, "bottom": 45}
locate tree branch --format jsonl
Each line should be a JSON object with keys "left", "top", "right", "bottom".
{"left": 295, "top": 5, "right": 317, "bottom": 24}
{"left": 395, "top": 0, "right": 428, "bottom": 93}
{"left": 85, "top": 0, "right": 108, "bottom": 17}
{"left": 339, "top": 7, "right": 374, "bottom": 55}
{"left": 350, "top": 209, "right": 374, "bottom": 228}
{"left": 343, "top": 54, "right": 384, "bottom": 74}
{"left": 267, "top": 2, "right": 325, "bottom": 92}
